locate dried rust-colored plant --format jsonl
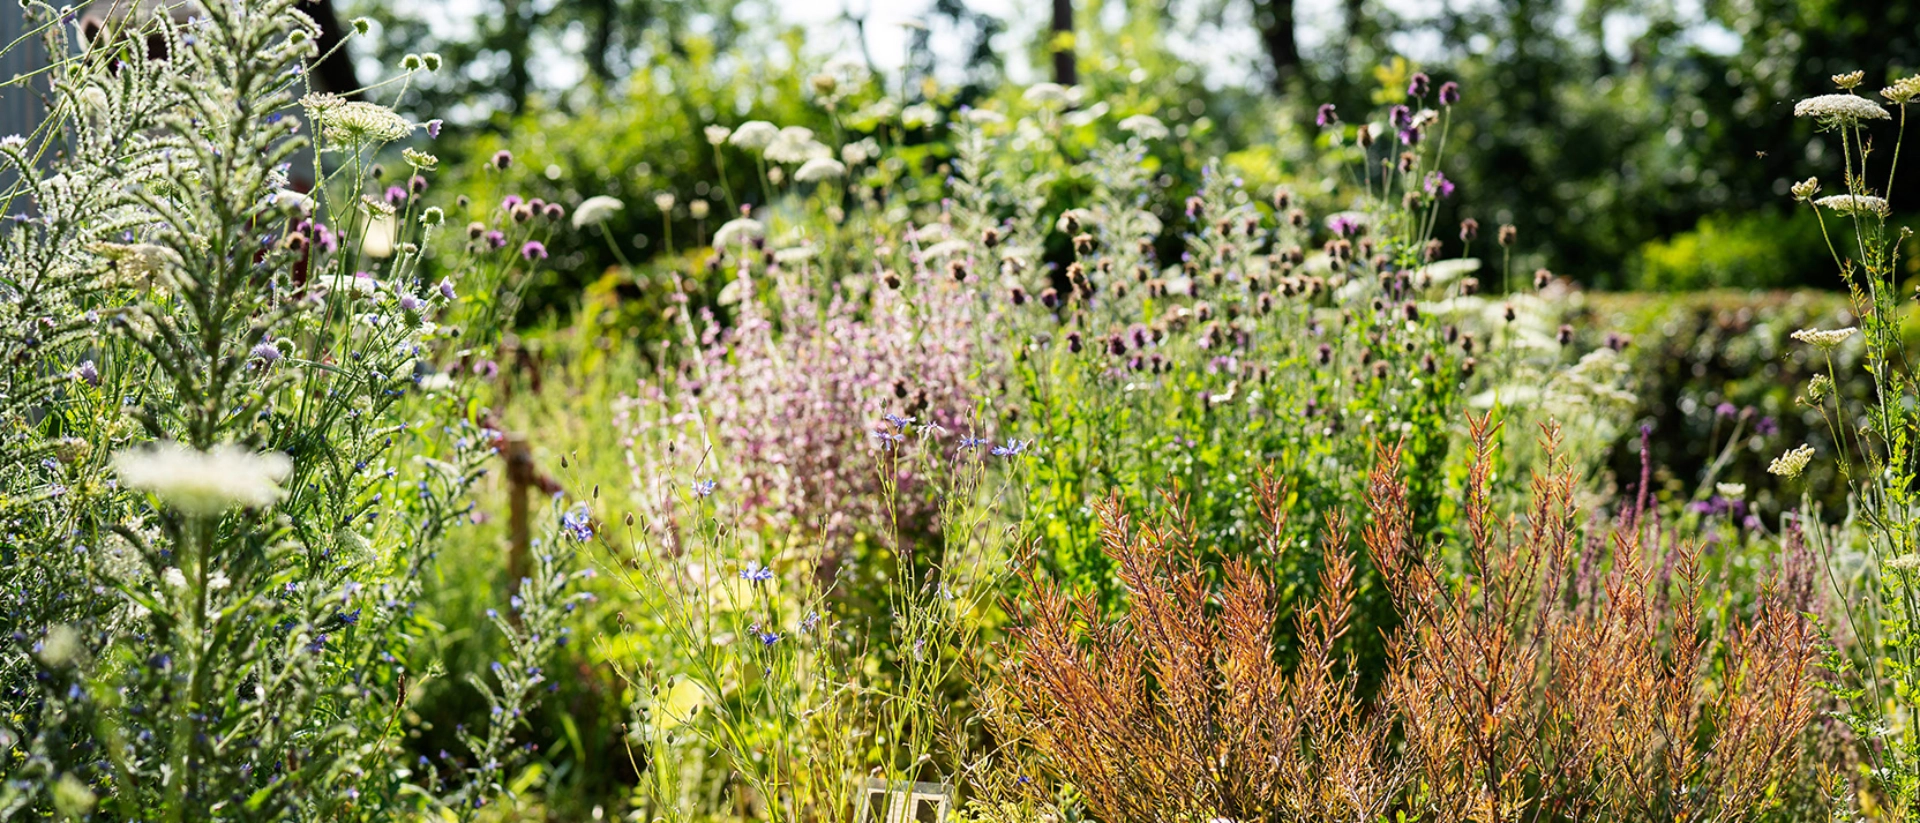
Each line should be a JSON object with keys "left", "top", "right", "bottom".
{"left": 1006, "top": 415, "right": 1821, "bottom": 823}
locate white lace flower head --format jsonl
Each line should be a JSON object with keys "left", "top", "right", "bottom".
{"left": 114, "top": 442, "right": 293, "bottom": 515}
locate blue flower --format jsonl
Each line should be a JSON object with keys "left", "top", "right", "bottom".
{"left": 740, "top": 562, "right": 775, "bottom": 583}
{"left": 959, "top": 434, "right": 989, "bottom": 450}
{"left": 692, "top": 479, "right": 717, "bottom": 497}
{"left": 758, "top": 631, "right": 782, "bottom": 647}
{"left": 870, "top": 429, "right": 905, "bottom": 451}
{"left": 801, "top": 611, "right": 821, "bottom": 632}
{"left": 560, "top": 505, "right": 593, "bottom": 542}
{"left": 991, "top": 439, "right": 1028, "bottom": 457}
{"left": 883, "top": 413, "right": 916, "bottom": 429}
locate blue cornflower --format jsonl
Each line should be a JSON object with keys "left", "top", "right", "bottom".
{"left": 692, "top": 479, "right": 717, "bottom": 497}
{"left": 883, "top": 413, "right": 916, "bottom": 429}
{"left": 740, "top": 562, "right": 775, "bottom": 583}
{"left": 801, "top": 611, "right": 821, "bottom": 632}
{"left": 560, "top": 505, "right": 593, "bottom": 542}
{"left": 959, "top": 434, "right": 989, "bottom": 450}
{"left": 990, "top": 439, "right": 1029, "bottom": 457}
{"left": 870, "top": 429, "right": 905, "bottom": 451}
{"left": 758, "top": 631, "right": 782, "bottom": 647}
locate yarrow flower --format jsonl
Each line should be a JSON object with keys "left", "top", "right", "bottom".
{"left": 113, "top": 442, "right": 293, "bottom": 515}
{"left": 1790, "top": 326, "right": 1858, "bottom": 349}
{"left": 1767, "top": 444, "right": 1815, "bottom": 478}
{"left": 740, "top": 562, "right": 775, "bottom": 583}
{"left": 1794, "top": 93, "right": 1891, "bottom": 126}
{"left": 1813, "top": 194, "right": 1891, "bottom": 217}
{"left": 573, "top": 195, "right": 624, "bottom": 228}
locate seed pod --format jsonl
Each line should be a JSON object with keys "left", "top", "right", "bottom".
{"left": 1459, "top": 218, "right": 1480, "bottom": 241}
{"left": 1534, "top": 268, "right": 1552, "bottom": 289}
{"left": 1073, "top": 233, "right": 1094, "bottom": 255}
{"left": 948, "top": 260, "right": 969, "bottom": 282}
{"left": 1498, "top": 224, "right": 1518, "bottom": 246}
{"left": 1557, "top": 324, "right": 1574, "bottom": 346}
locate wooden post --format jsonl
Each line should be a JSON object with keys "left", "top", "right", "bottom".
{"left": 505, "top": 432, "right": 534, "bottom": 596}
{"left": 1050, "top": 0, "right": 1075, "bottom": 86}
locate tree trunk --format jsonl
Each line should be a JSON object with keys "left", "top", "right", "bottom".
{"left": 1051, "top": 0, "right": 1075, "bottom": 86}
{"left": 1251, "top": 0, "right": 1300, "bottom": 93}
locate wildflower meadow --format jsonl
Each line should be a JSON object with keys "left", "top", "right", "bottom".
{"left": 2, "top": 0, "right": 1920, "bottom": 820}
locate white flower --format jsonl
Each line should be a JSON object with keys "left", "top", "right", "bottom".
{"left": 654, "top": 193, "right": 676, "bottom": 212}
{"left": 207, "top": 572, "right": 231, "bottom": 591}
{"left": 38, "top": 625, "right": 81, "bottom": 667}
{"left": 419, "top": 372, "right": 456, "bottom": 392}
{"left": 773, "top": 246, "right": 817, "bottom": 264}
{"left": 920, "top": 239, "right": 972, "bottom": 259}
{"left": 115, "top": 442, "right": 292, "bottom": 515}
{"left": 1022, "top": 82, "right": 1072, "bottom": 107}
{"left": 1117, "top": 114, "right": 1169, "bottom": 140}
{"left": 793, "top": 157, "right": 846, "bottom": 182}
{"left": 321, "top": 272, "right": 380, "bottom": 296}
{"left": 270, "top": 189, "right": 313, "bottom": 216}
{"left": 1791, "top": 326, "right": 1858, "bottom": 349}
{"left": 164, "top": 568, "right": 187, "bottom": 589}
{"left": 1062, "top": 101, "right": 1108, "bottom": 128}
{"left": 1715, "top": 482, "right": 1746, "bottom": 498}
{"left": 963, "top": 108, "right": 1007, "bottom": 125}
{"left": 1889, "top": 555, "right": 1920, "bottom": 573}
{"left": 841, "top": 138, "right": 879, "bottom": 166}
{"left": 713, "top": 217, "right": 764, "bottom": 249}
{"left": 764, "top": 127, "right": 830, "bottom": 164}
{"left": 311, "top": 99, "right": 413, "bottom": 145}
{"left": 1055, "top": 208, "right": 1098, "bottom": 233}
{"left": 704, "top": 125, "right": 732, "bottom": 145}
{"left": 573, "top": 195, "right": 624, "bottom": 228}
{"left": 901, "top": 103, "right": 940, "bottom": 128}
{"left": 727, "top": 121, "right": 779, "bottom": 152}
{"left": 1794, "top": 94, "right": 1891, "bottom": 125}
{"left": 1767, "top": 444, "right": 1816, "bottom": 479}
{"left": 1813, "top": 194, "right": 1891, "bottom": 217}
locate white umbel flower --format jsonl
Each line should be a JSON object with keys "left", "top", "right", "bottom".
{"left": 1022, "top": 83, "right": 1072, "bottom": 106}
{"left": 573, "top": 195, "right": 624, "bottom": 228}
{"left": 764, "top": 127, "right": 830, "bottom": 164}
{"left": 114, "top": 442, "right": 293, "bottom": 515}
{"left": 1794, "top": 94, "right": 1891, "bottom": 125}
{"left": 704, "top": 125, "right": 731, "bottom": 145}
{"left": 728, "top": 121, "right": 779, "bottom": 152}
{"left": 1715, "top": 482, "right": 1746, "bottom": 498}
{"left": 1790, "top": 326, "right": 1858, "bottom": 348}
{"left": 1814, "top": 194, "right": 1891, "bottom": 217}
{"left": 164, "top": 568, "right": 187, "bottom": 589}
{"left": 793, "top": 157, "right": 846, "bottom": 182}
{"left": 1889, "top": 555, "right": 1920, "bottom": 573}
{"left": 1117, "top": 114, "right": 1169, "bottom": 140}
{"left": 311, "top": 99, "right": 413, "bottom": 145}
{"left": 1767, "top": 444, "right": 1816, "bottom": 478}
{"left": 713, "top": 217, "right": 764, "bottom": 249}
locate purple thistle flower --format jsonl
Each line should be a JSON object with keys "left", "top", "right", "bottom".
{"left": 520, "top": 241, "right": 547, "bottom": 261}
{"left": 1315, "top": 103, "right": 1338, "bottom": 127}
{"left": 1408, "top": 72, "right": 1431, "bottom": 98}
{"left": 251, "top": 342, "right": 282, "bottom": 364}
{"left": 438, "top": 278, "right": 456, "bottom": 300}
{"left": 740, "top": 562, "right": 775, "bottom": 583}
{"left": 1399, "top": 127, "right": 1421, "bottom": 147}
{"left": 502, "top": 195, "right": 523, "bottom": 211}
{"left": 398, "top": 293, "right": 426, "bottom": 312}
{"left": 1755, "top": 416, "right": 1779, "bottom": 436}
{"left": 485, "top": 230, "right": 507, "bottom": 250}
{"left": 385, "top": 185, "right": 408, "bottom": 206}
{"left": 71, "top": 360, "right": 99, "bottom": 386}
{"left": 492, "top": 150, "right": 513, "bottom": 170}
{"left": 1329, "top": 215, "right": 1359, "bottom": 237}
{"left": 1389, "top": 105, "right": 1413, "bottom": 130}
{"left": 426, "top": 119, "right": 443, "bottom": 138}
{"left": 1438, "top": 81, "right": 1460, "bottom": 106}
{"left": 1423, "top": 171, "right": 1455, "bottom": 198}
{"left": 1714, "top": 402, "right": 1738, "bottom": 417}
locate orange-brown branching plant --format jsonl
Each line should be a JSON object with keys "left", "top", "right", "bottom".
{"left": 1005, "top": 416, "right": 1822, "bottom": 823}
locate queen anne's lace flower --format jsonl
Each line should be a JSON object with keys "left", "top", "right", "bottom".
{"left": 309, "top": 98, "right": 412, "bottom": 145}
{"left": 1117, "top": 114, "right": 1169, "bottom": 140}
{"left": 727, "top": 120, "right": 779, "bottom": 152}
{"left": 793, "top": 157, "right": 846, "bottom": 182}
{"left": 1791, "top": 326, "right": 1858, "bottom": 348}
{"left": 764, "top": 127, "right": 830, "bottom": 164}
{"left": 713, "top": 217, "right": 764, "bottom": 249}
{"left": 1767, "top": 444, "right": 1816, "bottom": 478}
{"left": 1814, "top": 194, "right": 1891, "bottom": 216}
{"left": 572, "top": 195, "right": 624, "bottom": 228}
{"left": 1022, "top": 82, "right": 1072, "bottom": 106}
{"left": 114, "top": 442, "right": 293, "bottom": 515}
{"left": 1794, "top": 94, "right": 1891, "bottom": 125}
